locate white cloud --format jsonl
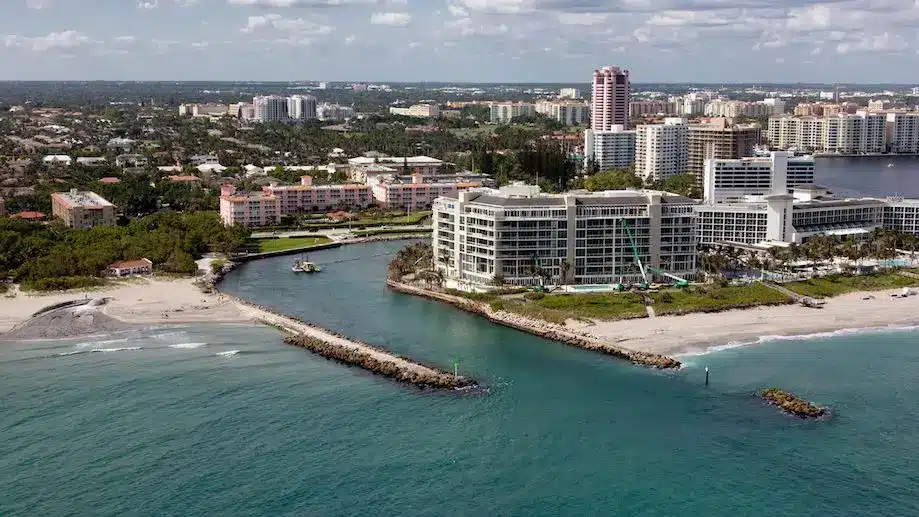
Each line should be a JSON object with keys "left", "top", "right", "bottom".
{"left": 836, "top": 32, "right": 909, "bottom": 54}
{"left": 241, "top": 13, "right": 334, "bottom": 35}
{"left": 447, "top": 4, "right": 469, "bottom": 16}
{"left": 25, "top": 0, "right": 51, "bottom": 8}
{"left": 228, "top": 0, "right": 391, "bottom": 6}
{"left": 370, "top": 11, "right": 411, "bottom": 25}
{"left": 137, "top": 0, "right": 158, "bottom": 8}
{"left": 3, "top": 30, "right": 95, "bottom": 52}
{"left": 556, "top": 12, "right": 609, "bottom": 25}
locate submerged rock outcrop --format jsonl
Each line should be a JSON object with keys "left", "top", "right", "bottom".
{"left": 761, "top": 388, "right": 827, "bottom": 419}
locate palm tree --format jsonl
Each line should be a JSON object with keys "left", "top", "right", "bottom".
{"left": 559, "top": 260, "right": 571, "bottom": 285}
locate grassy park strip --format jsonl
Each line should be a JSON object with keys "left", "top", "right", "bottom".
{"left": 783, "top": 272, "right": 919, "bottom": 298}
{"left": 250, "top": 236, "right": 332, "bottom": 253}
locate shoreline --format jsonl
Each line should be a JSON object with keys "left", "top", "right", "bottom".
{"left": 386, "top": 280, "right": 919, "bottom": 361}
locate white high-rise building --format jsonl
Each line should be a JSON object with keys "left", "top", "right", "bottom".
{"left": 536, "top": 101, "right": 589, "bottom": 125}
{"left": 886, "top": 112, "right": 919, "bottom": 154}
{"left": 317, "top": 103, "right": 355, "bottom": 121}
{"left": 559, "top": 88, "right": 581, "bottom": 99}
{"left": 288, "top": 95, "right": 318, "bottom": 121}
{"left": 703, "top": 151, "right": 815, "bottom": 204}
{"left": 591, "top": 66, "right": 631, "bottom": 130}
{"left": 431, "top": 186, "right": 698, "bottom": 287}
{"left": 253, "top": 95, "right": 289, "bottom": 122}
{"left": 767, "top": 113, "right": 886, "bottom": 153}
{"left": 635, "top": 118, "right": 689, "bottom": 181}
{"left": 584, "top": 125, "right": 637, "bottom": 170}
{"left": 489, "top": 102, "right": 536, "bottom": 123}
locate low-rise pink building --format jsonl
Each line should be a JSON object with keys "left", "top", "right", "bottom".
{"left": 371, "top": 173, "right": 482, "bottom": 211}
{"left": 219, "top": 176, "right": 373, "bottom": 227}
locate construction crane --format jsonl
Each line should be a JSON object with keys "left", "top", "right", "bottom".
{"left": 647, "top": 266, "right": 689, "bottom": 288}
{"left": 619, "top": 220, "right": 650, "bottom": 290}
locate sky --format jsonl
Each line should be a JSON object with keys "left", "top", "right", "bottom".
{"left": 1, "top": 0, "right": 919, "bottom": 83}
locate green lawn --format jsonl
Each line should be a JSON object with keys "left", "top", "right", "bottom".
{"left": 479, "top": 283, "right": 792, "bottom": 324}
{"left": 251, "top": 236, "right": 332, "bottom": 253}
{"left": 783, "top": 272, "right": 918, "bottom": 298}
{"left": 354, "top": 228, "right": 431, "bottom": 237}
{"left": 651, "top": 283, "right": 792, "bottom": 316}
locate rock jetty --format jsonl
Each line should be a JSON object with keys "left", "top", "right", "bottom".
{"left": 386, "top": 280, "right": 681, "bottom": 370}
{"left": 219, "top": 292, "right": 476, "bottom": 391}
{"left": 285, "top": 335, "right": 474, "bottom": 390}
{"left": 761, "top": 388, "right": 827, "bottom": 418}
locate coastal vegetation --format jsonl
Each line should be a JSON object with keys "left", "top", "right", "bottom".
{"left": 650, "top": 283, "right": 792, "bottom": 316}
{"left": 0, "top": 212, "right": 249, "bottom": 290}
{"left": 783, "top": 272, "right": 918, "bottom": 298}
{"left": 250, "top": 236, "right": 332, "bottom": 254}
{"left": 761, "top": 388, "right": 826, "bottom": 419}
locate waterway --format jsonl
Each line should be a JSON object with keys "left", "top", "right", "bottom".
{"left": 816, "top": 155, "right": 919, "bottom": 197}
{"left": 3, "top": 241, "right": 919, "bottom": 516}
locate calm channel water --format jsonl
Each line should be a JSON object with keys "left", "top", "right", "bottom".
{"left": 3, "top": 239, "right": 919, "bottom": 516}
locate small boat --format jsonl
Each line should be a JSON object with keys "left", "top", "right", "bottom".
{"left": 292, "top": 258, "right": 321, "bottom": 273}
{"left": 887, "top": 162, "right": 895, "bottom": 168}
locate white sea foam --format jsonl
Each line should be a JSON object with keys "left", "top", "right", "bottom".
{"left": 150, "top": 331, "right": 188, "bottom": 341}
{"left": 92, "top": 347, "right": 142, "bottom": 353}
{"left": 677, "top": 324, "right": 919, "bottom": 358}
{"left": 216, "top": 350, "right": 240, "bottom": 357}
{"left": 168, "top": 343, "right": 207, "bottom": 349}
{"left": 74, "top": 338, "right": 128, "bottom": 349}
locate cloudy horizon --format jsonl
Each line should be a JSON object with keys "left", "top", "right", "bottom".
{"left": 1, "top": 0, "right": 918, "bottom": 83}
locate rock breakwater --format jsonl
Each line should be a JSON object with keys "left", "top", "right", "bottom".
{"left": 761, "top": 388, "right": 827, "bottom": 419}
{"left": 219, "top": 292, "right": 477, "bottom": 391}
{"left": 386, "top": 280, "right": 681, "bottom": 370}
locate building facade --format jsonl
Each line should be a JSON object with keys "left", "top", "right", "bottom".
{"left": 584, "top": 126, "right": 637, "bottom": 170}
{"left": 687, "top": 118, "right": 760, "bottom": 180}
{"left": 51, "top": 189, "right": 117, "bottom": 229}
{"left": 489, "top": 103, "right": 536, "bottom": 124}
{"left": 535, "top": 101, "right": 589, "bottom": 125}
{"left": 372, "top": 173, "right": 483, "bottom": 211}
{"left": 886, "top": 112, "right": 919, "bottom": 154}
{"left": 591, "top": 66, "right": 631, "bottom": 130}
{"left": 635, "top": 118, "right": 689, "bottom": 181}
{"left": 218, "top": 178, "right": 374, "bottom": 227}
{"left": 767, "top": 113, "right": 887, "bottom": 153}
{"left": 389, "top": 104, "right": 441, "bottom": 118}
{"left": 253, "top": 95, "right": 289, "bottom": 122}
{"left": 288, "top": 95, "right": 318, "bottom": 120}
{"left": 432, "top": 186, "right": 697, "bottom": 287}
{"left": 703, "top": 152, "right": 815, "bottom": 204}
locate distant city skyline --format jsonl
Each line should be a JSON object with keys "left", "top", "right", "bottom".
{"left": 3, "top": 0, "right": 919, "bottom": 83}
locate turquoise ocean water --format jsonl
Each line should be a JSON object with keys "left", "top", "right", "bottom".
{"left": 3, "top": 241, "right": 919, "bottom": 516}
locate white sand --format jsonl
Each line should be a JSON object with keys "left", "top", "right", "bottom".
{"left": 568, "top": 289, "right": 919, "bottom": 356}
{"left": 0, "top": 278, "right": 250, "bottom": 334}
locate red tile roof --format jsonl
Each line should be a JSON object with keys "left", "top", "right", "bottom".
{"left": 11, "top": 211, "right": 45, "bottom": 220}
{"left": 108, "top": 258, "right": 153, "bottom": 269}
{"left": 99, "top": 177, "right": 121, "bottom": 184}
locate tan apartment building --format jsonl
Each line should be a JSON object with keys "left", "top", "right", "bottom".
{"left": 688, "top": 118, "right": 760, "bottom": 181}
{"left": 51, "top": 189, "right": 117, "bottom": 229}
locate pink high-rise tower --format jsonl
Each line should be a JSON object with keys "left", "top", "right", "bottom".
{"left": 590, "top": 66, "right": 631, "bottom": 130}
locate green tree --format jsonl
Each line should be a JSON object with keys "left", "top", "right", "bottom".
{"left": 584, "top": 169, "right": 643, "bottom": 191}
{"left": 658, "top": 173, "right": 702, "bottom": 199}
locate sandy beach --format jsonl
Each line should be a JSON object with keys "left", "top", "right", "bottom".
{"left": 0, "top": 277, "right": 251, "bottom": 336}
{"left": 567, "top": 289, "right": 919, "bottom": 356}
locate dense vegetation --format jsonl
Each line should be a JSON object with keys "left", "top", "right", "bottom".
{"left": 0, "top": 212, "right": 249, "bottom": 289}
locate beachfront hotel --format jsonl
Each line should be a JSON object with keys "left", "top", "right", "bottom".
{"left": 432, "top": 185, "right": 698, "bottom": 287}
{"left": 371, "top": 173, "right": 486, "bottom": 211}
{"left": 703, "top": 151, "right": 815, "bottom": 204}
{"left": 695, "top": 154, "right": 919, "bottom": 246}
{"left": 219, "top": 177, "right": 373, "bottom": 227}
{"left": 51, "top": 189, "right": 116, "bottom": 229}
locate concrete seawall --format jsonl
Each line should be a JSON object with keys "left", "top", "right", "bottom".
{"left": 386, "top": 280, "right": 681, "bottom": 370}
{"left": 220, "top": 292, "right": 476, "bottom": 390}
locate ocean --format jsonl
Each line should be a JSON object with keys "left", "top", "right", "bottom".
{"left": 3, "top": 240, "right": 919, "bottom": 516}
{"left": 3, "top": 157, "right": 919, "bottom": 516}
